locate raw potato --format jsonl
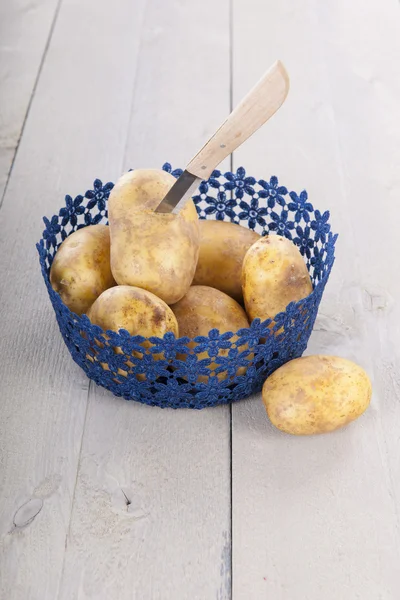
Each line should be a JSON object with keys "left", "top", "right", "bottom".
{"left": 262, "top": 355, "right": 372, "bottom": 435}
{"left": 86, "top": 286, "right": 178, "bottom": 379}
{"left": 50, "top": 224, "right": 116, "bottom": 316}
{"left": 193, "top": 220, "right": 260, "bottom": 303}
{"left": 87, "top": 285, "right": 178, "bottom": 338}
{"left": 242, "top": 234, "right": 313, "bottom": 322}
{"left": 170, "top": 285, "right": 250, "bottom": 380}
{"left": 108, "top": 169, "right": 200, "bottom": 305}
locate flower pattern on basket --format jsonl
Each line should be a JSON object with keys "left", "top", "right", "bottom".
{"left": 37, "top": 163, "right": 337, "bottom": 409}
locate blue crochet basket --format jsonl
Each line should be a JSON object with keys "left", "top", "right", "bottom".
{"left": 37, "top": 163, "right": 337, "bottom": 409}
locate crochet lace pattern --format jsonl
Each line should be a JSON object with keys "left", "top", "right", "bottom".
{"left": 37, "top": 164, "right": 337, "bottom": 409}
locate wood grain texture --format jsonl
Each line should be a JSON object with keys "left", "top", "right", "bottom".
{"left": 0, "top": 0, "right": 148, "bottom": 598}
{"left": 57, "top": 1, "right": 232, "bottom": 599}
{"left": 2, "top": 0, "right": 399, "bottom": 598}
{"left": 0, "top": 0, "right": 59, "bottom": 201}
{"left": 231, "top": 1, "right": 400, "bottom": 599}
{"left": 58, "top": 389, "right": 231, "bottom": 600}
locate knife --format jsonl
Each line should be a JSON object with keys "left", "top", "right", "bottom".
{"left": 155, "top": 60, "right": 290, "bottom": 214}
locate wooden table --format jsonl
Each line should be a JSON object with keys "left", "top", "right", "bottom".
{"left": 1, "top": 1, "right": 400, "bottom": 598}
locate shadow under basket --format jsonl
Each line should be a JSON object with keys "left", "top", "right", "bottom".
{"left": 37, "top": 163, "right": 337, "bottom": 409}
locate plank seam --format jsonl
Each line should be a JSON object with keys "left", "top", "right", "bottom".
{"left": 0, "top": 0, "right": 63, "bottom": 212}
{"left": 56, "top": 379, "right": 92, "bottom": 599}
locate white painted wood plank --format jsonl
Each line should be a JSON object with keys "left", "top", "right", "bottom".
{"left": 231, "top": 0, "right": 400, "bottom": 598}
{"left": 0, "top": 0, "right": 59, "bottom": 201}
{"left": 0, "top": 1, "right": 148, "bottom": 598}
{"left": 59, "top": 389, "right": 231, "bottom": 600}
{"left": 57, "top": 2, "right": 232, "bottom": 599}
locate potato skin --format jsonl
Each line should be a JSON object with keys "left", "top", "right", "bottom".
{"left": 87, "top": 285, "right": 178, "bottom": 338}
{"left": 171, "top": 285, "right": 249, "bottom": 340}
{"left": 242, "top": 234, "right": 313, "bottom": 323}
{"left": 50, "top": 224, "right": 116, "bottom": 316}
{"left": 108, "top": 169, "right": 200, "bottom": 305}
{"left": 262, "top": 355, "right": 372, "bottom": 435}
{"left": 193, "top": 220, "right": 260, "bottom": 303}
{"left": 170, "top": 285, "right": 250, "bottom": 380}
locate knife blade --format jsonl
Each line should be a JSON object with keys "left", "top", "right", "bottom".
{"left": 156, "top": 170, "right": 201, "bottom": 214}
{"left": 155, "top": 60, "right": 290, "bottom": 214}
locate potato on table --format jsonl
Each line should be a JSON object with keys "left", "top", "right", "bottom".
{"left": 170, "top": 285, "right": 250, "bottom": 380}
{"left": 242, "top": 234, "right": 313, "bottom": 323}
{"left": 50, "top": 224, "right": 116, "bottom": 316}
{"left": 108, "top": 168, "right": 200, "bottom": 305}
{"left": 193, "top": 220, "right": 260, "bottom": 303}
{"left": 262, "top": 355, "right": 372, "bottom": 435}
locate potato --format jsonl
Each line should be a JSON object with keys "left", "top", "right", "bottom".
{"left": 87, "top": 285, "right": 178, "bottom": 338}
{"left": 193, "top": 220, "right": 260, "bottom": 303}
{"left": 262, "top": 355, "right": 372, "bottom": 435}
{"left": 86, "top": 286, "right": 178, "bottom": 379}
{"left": 108, "top": 169, "right": 200, "bottom": 305}
{"left": 242, "top": 234, "right": 313, "bottom": 323}
{"left": 50, "top": 224, "right": 116, "bottom": 315}
{"left": 170, "top": 285, "right": 250, "bottom": 380}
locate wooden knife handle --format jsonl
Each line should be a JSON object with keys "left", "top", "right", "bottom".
{"left": 186, "top": 60, "right": 289, "bottom": 180}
